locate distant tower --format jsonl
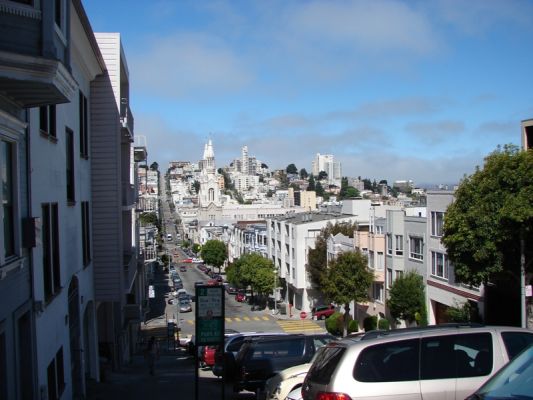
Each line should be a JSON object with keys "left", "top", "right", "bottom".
{"left": 242, "top": 145, "right": 249, "bottom": 175}
{"left": 199, "top": 139, "right": 221, "bottom": 206}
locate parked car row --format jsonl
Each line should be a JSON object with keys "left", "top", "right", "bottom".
{"left": 198, "top": 324, "right": 533, "bottom": 400}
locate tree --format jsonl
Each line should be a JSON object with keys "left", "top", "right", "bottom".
{"left": 442, "top": 145, "right": 533, "bottom": 326}
{"left": 443, "top": 145, "right": 532, "bottom": 286}
{"left": 192, "top": 243, "right": 202, "bottom": 254}
{"left": 193, "top": 180, "right": 200, "bottom": 194}
{"left": 149, "top": 161, "right": 159, "bottom": 171}
{"left": 307, "top": 175, "right": 316, "bottom": 191}
{"left": 322, "top": 251, "right": 374, "bottom": 336}
{"left": 387, "top": 271, "right": 427, "bottom": 326}
{"left": 200, "top": 240, "right": 227, "bottom": 273}
{"left": 318, "top": 171, "right": 328, "bottom": 181}
{"left": 315, "top": 181, "right": 325, "bottom": 197}
{"left": 307, "top": 222, "right": 359, "bottom": 288}
{"left": 339, "top": 177, "right": 360, "bottom": 199}
{"left": 300, "top": 168, "right": 308, "bottom": 179}
{"left": 225, "top": 253, "right": 275, "bottom": 302}
{"left": 286, "top": 163, "right": 298, "bottom": 174}
{"left": 139, "top": 212, "right": 158, "bottom": 227}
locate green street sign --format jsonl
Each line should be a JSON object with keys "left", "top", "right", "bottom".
{"left": 195, "top": 285, "right": 224, "bottom": 345}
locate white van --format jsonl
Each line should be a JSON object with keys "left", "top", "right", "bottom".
{"left": 166, "top": 233, "right": 172, "bottom": 241}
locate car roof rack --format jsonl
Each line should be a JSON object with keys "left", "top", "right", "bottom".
{"left": 345, "top": 323, "right": 486, "bottom": 341}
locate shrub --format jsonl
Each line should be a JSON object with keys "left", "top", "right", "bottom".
{"left": 348, "top": 319, "right": 359, "bottom": 334}
{"left": 378, "top": 318, "right": 390, "bottom": 330}
{"left": 325, "top": 312, "right": 344, "bottom": 336}
{"left": 363, "top": 315, "right": 378, "bottom": 331}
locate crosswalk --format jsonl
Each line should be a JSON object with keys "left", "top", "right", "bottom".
{"left": 174, "top": 316, "right": 325, "bottom": 333}
{"left": 277, "top": 319, "right": 325, "bottom": 333}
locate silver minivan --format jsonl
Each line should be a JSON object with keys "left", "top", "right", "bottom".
{"left": 302, "top": 325, "right": 533, "bottom": 400}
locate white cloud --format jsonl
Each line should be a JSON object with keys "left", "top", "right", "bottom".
{"left": 131, "top": 33, "right": 253, "bottom": 99}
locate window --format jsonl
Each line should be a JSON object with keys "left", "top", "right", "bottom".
{"left": 431, "top": 211, "right": 444, "bottom": 237}
{"left": 431, "top": 251, "right": 449, "bottom": 279}
{"left": 421, "top": 333, "right": 492, "bottom": 379}
{"left": 395, "top": 270, "right": 403, "bottom": 280}
{"left": 501, "top": 332, "right": 533, "bottom": 360}
{"left": 386, "top": 268, "right": 393, "bottom": 288}
{"left": 1, "top": 140, "right": 16, "bottom": 262}
{"left": 47, "top": 348, "right": 65, "bottom": 400}
{"left": 66, "top": 128, "right": 75, "bottom": 203}
{"left": 395, "top": 235, "right": 403, "bottom": 255}
{"left": 81, "top": 202, "right": 91, "bottom": 266}
{"left": 39, "top": 105, "right": 56, "bottom": 138}
{"left": 372, "top": 282, "right": 383, "bottom": 302}
{"left": 54, "top": 0, "right": 63, "bottom": 29}
{"left": 409, "top": 236, "right": 424, "bottom": 260}
{"left": 79, "top": 91, "right": 89, "bottom": 158}
{"left": 42, "top": 203, "right": 60, "bottom": 301}
{"left": 386, "top": 234, "right": 392, "bottom": 255}
{"left": 355, "top": 339, "right": 419, "bottom": 382}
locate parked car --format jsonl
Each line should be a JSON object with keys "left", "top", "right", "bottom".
{"left": 176, "top": 289, "right": 189, "bottom": 301}
{"left": 201, "top": 345, "right": 218, "bottom": 368}
{"left": 234, "top": 333, "right": 335, "bottom": 394}
{"left": 226, "top": 285, "right": 238, "bottom": 295}
{"left": 235, "top": 291, "right": 246, "bottom": 302}
{"left": 179, "top": 299, "right": 192, "bottom": 313}
{"left": 286, "top": 386, "right": 303, "bottom": 400}
{"left": 213, "top": 332, "right": 289, "bottom": 379}
{"left": 262, "top": 358, "right": 314, "bottom": 400}
{"left": 311, "top": 304, "right": 336, "bottom": 320}
{"left": 192, "top": 257, "right": 204, "bottom": 263}
{"left": 301, "top": 324, "right": 533, "bottom": 400}
{"left": 182, "top": 258, "right": 193, "bottom": 263}
{"left": 179, "top": 265, "right": 187, "bottom": 272}
{"left": 466, "top": 343, "right": 533, "bottom": 400}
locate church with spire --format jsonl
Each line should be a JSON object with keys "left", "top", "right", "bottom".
{"left": 198, "top": 139, "right": 222, "bottom": 209}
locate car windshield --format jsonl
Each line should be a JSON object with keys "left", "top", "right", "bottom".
{"left": 475, "top": 345, "right": 533, "bottom": 399}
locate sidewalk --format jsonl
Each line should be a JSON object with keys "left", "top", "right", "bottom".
{"left": 87, "top": 340, "right": 195, "bottom": 400}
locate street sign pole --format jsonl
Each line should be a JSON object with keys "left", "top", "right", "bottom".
{"left": 194, "top": 284, "right": 225, "bottom": 400}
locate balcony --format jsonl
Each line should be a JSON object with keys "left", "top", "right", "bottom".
{"left": 123, "top": 251, "right": 137, "bottom": 293}
{"left": 0, "top": 2, "right": 76, "bottom": 107}
{"left": 120, "top": 101, "right": 134, "bottom": 142}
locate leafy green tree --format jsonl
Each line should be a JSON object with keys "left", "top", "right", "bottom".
{"left": 286, "top": 163, "right": 298, "bottom": 174}
{"left": 149, "top": 162, "right": 159, "bottom": 171}
{"left": 307, "top": 175, "right": 316, "bottom": 191}
{"left": 443, "top": 145, "right": 532, "bottom": 326}
{"left": 161, "top": 254, "right": 170, "bottom": 267}
{"left": 139, "top": 212, "right": 159, "bottom": 226}
{"left": 315, "top": 181, "right": 325, "bottom": 197}
{"left": 363, "top": 178, "right": 372, "bottom": 190}
{"left": 308, "top": 222, "right": 359, "bottom": 288}
{"left": 443, "top": 145, "right": 533, "bottom": 286}
{"left": 387, "top": 271, "right": 427, "bottom": 326}
{"left": 322, "top": 251, "right": 374, "bottom": 336}
{"left": 344, "top": 187, "right": 360, "bottom": 198}
{"left": 318, "top": 171, "right": 328, "bottom": 181}
{"left": 200, "top": 240, "right": 227, "bottom": 273}
{"left": 226, "top": 253, "right": 275, "bottom": 300}
{"left": 193, "top": 180, "right": 200, "bottom": 194}
{"left": 300, "top": 168, "right": 308, "bottom": 179}
{"left": 191, "top": 243, "right": 202, "bottom": 254}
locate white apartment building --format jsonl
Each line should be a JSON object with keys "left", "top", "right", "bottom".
{"left": 92, "top": 32, "right": 146, "bottom": 369}
{"left": 311, "top": 153, "right": 341, "bottom": 187}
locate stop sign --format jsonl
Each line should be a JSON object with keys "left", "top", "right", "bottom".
{"left": 300, "top": 311, "right": 307, "bottom": 320}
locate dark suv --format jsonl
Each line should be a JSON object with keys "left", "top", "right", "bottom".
{"left": 212, "top": 332, "right": 288, "bottom": 379}
{"left": 234, "top": 333, "right": 335, "bottom": 394}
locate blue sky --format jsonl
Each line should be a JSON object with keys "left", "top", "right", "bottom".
{"left": 84, "top": 0, "right": 533, "bottom": 186}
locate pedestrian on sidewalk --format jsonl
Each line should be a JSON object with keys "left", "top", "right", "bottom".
{"left": 144, "top": 336, "right": 160, "bottom": 375}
